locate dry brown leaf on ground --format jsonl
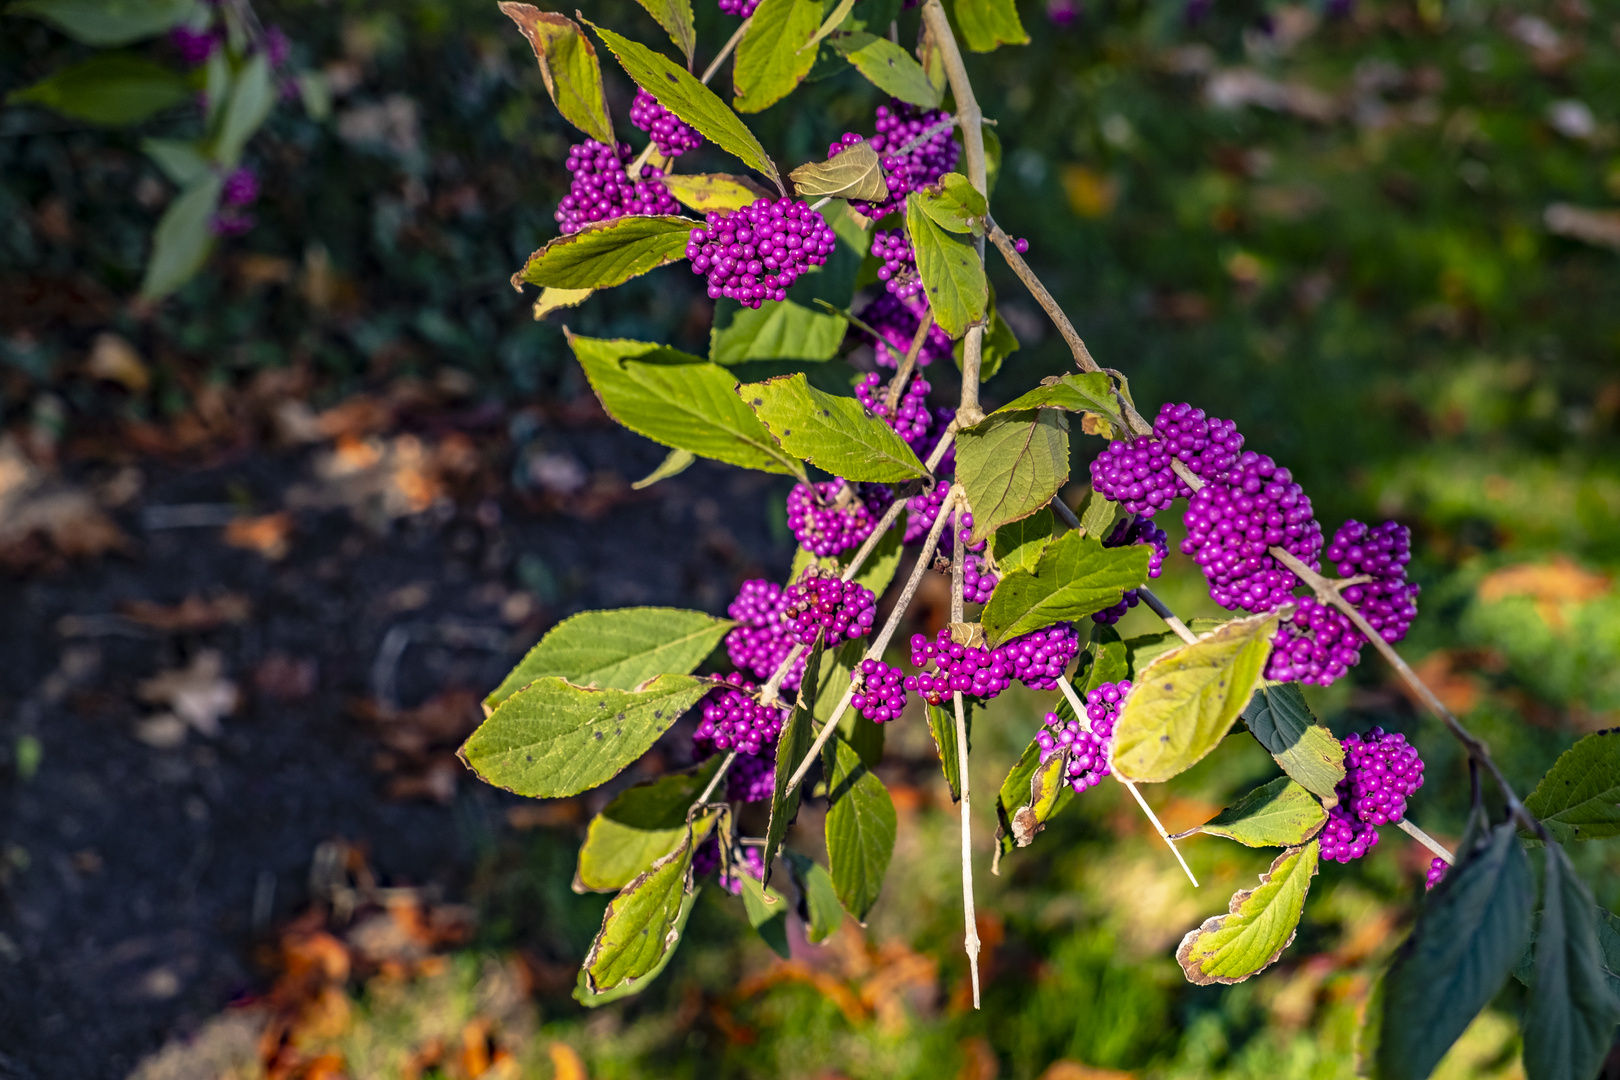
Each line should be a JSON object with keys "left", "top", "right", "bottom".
{"left": 121, "top": 592, "right": 253, "bottom": 632}
{"left": 1477, "top": 556, "right": 1610, "bottom": 629}
{"left": 0, "top": 435, "right": 128, "bottom": 569}
{"left": 1406, "top": 650, "right": 1483, "bottom": 716}
{"left": 84, "top": 332, "right": 149, "bottom": 394}
{"left": 225, "top": 512, "right": 295, "bottom": 560}
{"left": 1039, "top": 1061, "right": 1136, "bottom": 1080}
{"left": 137, "top": 650, "right": 240, "bottom": 738}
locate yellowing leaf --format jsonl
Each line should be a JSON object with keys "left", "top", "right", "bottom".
{"left": 499, "top": 5, "right": 614, "bottom": 145}
{"left": 660, "top": 172, "right": 771, "bottom": 213}
{"left": 1176, "top": 842, "right": 1318, "bottom": 985}
{"left": 789, "top": 141, "right": 890, "bottom": 202}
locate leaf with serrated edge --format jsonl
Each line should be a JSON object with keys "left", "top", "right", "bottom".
{"left": 833, "top": 31, "right": 942, "bottom": 107}
{"left": 906, "top": 195, "right": 986, "bottom": 337}
{"left": 660, "top": 172, "right": 771, "bottom": 213}
{"left": 1523, "top": 728, "right": 1620, "bottom": 843}
{"left": 786, "top": 852, "right": 845, "bottom": 944}
{"left": 1242, "top": 683, "right": 1345, "bottom": 807}
{"left": 499, "top": 5, "right": 613, "bottom": 144}
{"left": 1375, "top": 821, "right": 1533, "bottom": 1080}
{"left": 570, "top": 335, "right": 806, "bottom": 479}
{"left": 1176, "top": 842, "right": 1318, "bottom": 985}
{"left": 957, "top": 409, "right": 1070, "bottom": 547}
{"left": 824, "top": 734, "right": 896, "bottom": 922}
{"left": 926, "top": 700, "right": 963, "bottom": 801}
{"left": 911, "top": 172, "right": 987, "bottom": 234}
{"left": 763, "top": 636, "right": 822, "bottom": 884}
{"left": 952, "top": 0, "right": 1029, "bottom": 52}
{"left": 461, "top": 674, "right": 709, "bottom": 798}
{"left": 583, "top": 825, "right": 696, "bottom": 992}
{"left": 733, "top": 0, "right": 822, "bottom": 113}
{"left": 980, "top": 531, "right": 1151, "bottom": 647}
{"left": 587, "top": 21, "right": 781, "bottom": 190}
{"left": 1176, "top": 776, "right": 1327, "bottom": 848}
{"left": 576, "top": 760, "right": 724, "bottom": 892}
{"left": 992, "top": 508, "right": 1053, "bottom": 577}
{"left": 1523, "top": 841, "right": 1620, "bottom": 1080}
{"left": 574, "top": 887, "right": 697, "bottom": 1006}
{"left": 1113, "top": 612, "right": 1281, "bottom": 784}
{"left": 631, "top": 447, "right": 696, "bottom": 490}
{"left": 994, "top": 373, "right": 1125, "bottom": 436}
{"left": 740, "top": 373, "right": 926, "bottom": 482}
{"left": 487, "top": 607, "right": 730, "bottom": 708}
{"left": 513, "top": 215, "right": 695, "bottom": 290}
{"left": 631, "top": 0, "right": 696, "bottom": 64}
{"left": 790, "top": 141, "right": 889, "bottom": 202}
{"left": 711, "top": 299, "right": 848, "bottom": 364}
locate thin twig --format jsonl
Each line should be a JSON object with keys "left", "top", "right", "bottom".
{"left": 986, "top": 221, "right": 1100, "bottom": 374}
{"left": 696, "top": 751, "right": 738, "bottom": 804}
{"left": 626, "top": 142, "right": 657, "bottom": 183}
{"left": 885, "top": 311, "right": 935, "bottom": 414}
{"left": 1397, "top": 818, "right": 1455, "bottom": 864}
{"left": 701, "top": 18, "right": 750, "bottom": 84}
{"left": 1136, "top": 587, "right": 1198, "bottom": 645}
{"left": 949, "top": 500, "right": 981, "bottom": 1008}
{"left": 1049, "top": 493, "right": 1081, "bottom": 530}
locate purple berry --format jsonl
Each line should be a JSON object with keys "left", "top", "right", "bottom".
{"left": 994, "top": 622, "right": 1081, "bottom": 691}
{"left": 725, "top": 580, "right": 805, "bottom": 690}
{"left": 726, "top": 753, "right": 777, "bottom": 804}
{"left": 1425, "top": 856, "right": 1448, "bottom": 890}
{"left": 872, "top": 229, "right": 923, "bottom": 301}
{"left": 856, "top": 372, "right": 934, "bottom": 454}
{"left": 170, "top": 26, "right": 217, "bottom": 66}
{"left": 905, "top": 627, "right": 1011, "bottom": 704}
{"left": 629, "top": 88, "right": 703, "bottom": 157}
{"left": 852, "top": 658, "right": 908, "bottom": 723}
{"left": 1329, "top": 519, "right": 1420, "bottom": 644}
{"left": 262, "top": 25, "right": 290, "bottom": 68}
{"left": 782, "top": 574, "right": 877, "bottom": 646}
{"left": 556, "top": 139, "right": 680, "bottom": 234}
{"left": 787, "top": 480, "right": 893, "bottom": 558}
{"left": 852, "top": 292, "right": 954, "bottom": 370}
{"left": 1180, "top": 450, "right": 1324, "bottom": 613}
{"left": 718, "top": 0, "right": 760, "bottom": 16}
{"left": 221, "top": 167, "right": 259, "bottom": 207}
{"left": 692, "top": 673, "right": 786, "bottom": 757}
{"left": 1034, "top": 679, "right": 1132, "bottom": 794}
{"left": 827, "top": 102, "right": 959, "bottom": 221}
{"left": 685, "top": 197, "right": 837, "bottom": 309}
{"left": 1319, "top": 727, "right": 1426, "bottom": 863}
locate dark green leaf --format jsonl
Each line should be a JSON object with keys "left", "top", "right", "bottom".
{"left": 569, "top": 335, "right": 807, "bottom": 478}
{"left": 1112, "top": 612, "right": 1282, "bottom": 784}
{"left": 513, "top": 215, "right": 695, "bottom": 290}
{"left": 576, "top": 761, "right": 724, "bottom": 892}
{"left": 732, "top": 0, "right": 822, "bottom": 113}
{"left": 487, "top": 606, "right": 731, "bottom": 709}
{"left": 838, "top": 699, "right": 885, "bottom": 769}
{"left": 763, "top": 636, "right": 822, "bottom": 884}
{"left": 139, "top": 175, "right": 222, "bottom": 301}
{"left": 956, "top": 409, "right": 1070, "bottom": 546}
{"left": 588, "top": 21, "right": 782, "bottom": 190}
{"left": 1375, "top": 822, "right": 1533, "bottom": 1080}
{"left": 976, "top": 302, "right": 1020, "bottom": 381}
{"left": 739, "top": 871, "right": 792, "bottom": 958}
{"left": 8, "top": 54, "right": 188, "bottom": 125}
{"left": 786, "top": 852, "right": 845, "bottom": 943}
{"left": 574, "top": 888, "right": 697, "bottom": 1006}
{"left": 1242, "top": 683, "right": 1346, "bottom": 806}
{"left": 1523, "top": 842, "right": 1620, "bottom": 1080}
{"left": 980, "top": 530, "right": 1151, "bottom": 646}
{"left": 583, "top": 826, "right": 697, "bottom": 991}
{"left": 1176, "top": 843, "right": 1318, "bottom": 984}
{"left": 951, "top": 0, "right": 1028, "bottom": 51}
{"left": 632, "top": 0, "right": 697, "bottom": 65}
{"left": 501, "top": 4, "right": 614, "bottom": 144}
{"left": 740, "top": 372, "right": 927, "bottom": 482}
{"left": 926, "top": 699, "right": 967, "bottom": 801}
{"left": 141, "top": 137, "right": 209, "bottom": 186}
{"left": 1175, "top": 776, "right": 1327, "bottom": 848}
{"left": 211, "top": 54, "right": 273, "bottom": 167}
{"left": 789, "top": 140, "right": 889, "bottom": 202}
{"left": 7, "top": 0, "right": 190, "bottom": 45}
{"left": 832, "top": 31, "right": 942, "bottom": 108}
{"left": 991, "top": 508, "right": 1053, "bottom": 577}
{"left": 460, "top": 674, "right": 711, "bottom": 798}
{"left": 1523, "top": 728, "right": 1620, "bottom": 843}
{"left": 1082, "top": 626, "right": 1129, "bottom": 693}
{"left": 824, "top": 734, "right": 896, "bottom": 922}
{"left": 906, "top": 194, "right": 986, "bottom": 337}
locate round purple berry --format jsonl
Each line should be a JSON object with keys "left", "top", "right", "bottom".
{"left": 1319, "top": 727, "right": 1426, "bottom": 864}
{"left": 725, "top": 579, "right": 805, "bottom": 690}
{"left": 222, "top": 167, "right": 259, "bottom": 207}
{"left": 856, "top": 371, "right": 934, "bottom": 455}
{"left": 1425, "top": 856, "right": 1448, "bottom": 891}
{"left": 852, "top": 292, "right": 954, "bottom": 370}
{"left": 994, "top": 622, "right": 1081, "bottom": 691}
{"left": 788, "top": 480, "right": 893, "bottom": 558}
{"left": 905, "top": 627, "right": 1011, "bottom": 704}
{"left": 718, "top": 0, "right": 760, "bottom": 16}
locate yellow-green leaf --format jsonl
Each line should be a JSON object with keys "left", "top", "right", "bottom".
{"left": 583, "top": 826, "right": 697, "bottom": 991}
{"left": 632, "top": 0, "right": 697, "bottom": 65}
{"left": 1174, "top": 776, "right": 1327, "bottom": 848}
{"left": 533, "top": 286, "right": 594, "bottom": 319}
{"left": 733, "top": 0, "right": 823, "bottom": 113}
{"left": 660, "top": 172, "right": 771, "bottom": 213}
{"left": 1176, "top": 842, "right": 1319, "bottom": 985}
{"left": 576, "top": 760, "right": 724, "bottom": 892}
{"left": 739, "top": 372, "right": 927, "bottom": 482}
{"left": 500, "top": 4, "right": 614, "bottom": 145}
{"left": 513, "top": 215, "right": 695, "bottom": 291}
{"left": 631, "top": 447, "right": 696, "bottom": 490}
{"left": 833, "top": 31, "right": 943, "bottom": 108}
{"left": 951, "top": 0, "right": 1029, "bottom": 52}
{"left": 906, "top": 193, "right": 986, "bottom": 337}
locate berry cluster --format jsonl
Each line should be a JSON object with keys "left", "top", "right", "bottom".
{"left": 1319, "top": 728, "right": 1426, "bottom": 863}
{"left": 1329, "top": 519, "right": 1420, "bottom": 643}
{"left": 692, "top": 674, "right": 786, "bottom": 757}
{"left": 717, "top": 0, "right": 760, "bottom": 16}
{"left": 828, "top": 103, "right": 959, "bottom": 220}
{"left": 1265, "top": 599, "right": 1361, "bottom": 685}
{"left": 725, "top": 580, "right": 804, "bottom": 690}
{"left": 1181, "top": 451, "right": 1324, "bottom": 613}
{"left": 629, "top": 88, "right": 703, "bottom": 157}
{"left": 998, "top": 622, "right": 1082, "bottom": 691}
{"left": 962, "top": 553, "right": 997, "bottom": 605}
{"left": 905, "top": 493, "right": 981, "bottom": 558}
{"left": 1087, "top": 437, "right": 1189, "bottom": 517}
{"left": 852, "top": 659, "right": 908, "bottom": 723}
{"left": 1036, "top": 680, "right": 1132, "bottom": 794}
{"left": 872, "top": 229, "right": 923, "bottom": 301}
{"left": 555, "top": 140, "right": 680, "bottom": 234}
{"left": 686, "top": 197, "right": 837, "bottom": 308}
{"left": 787, "top": 480, "right": 892, "bottom": 558}
{"left": 855, "top": 372, "right": 933, "bottom": 453}
{"left": 1426, "top": 856, "right": 1448, "bottom": 891}
{"left": 170, "top": 25, "right": 218, "bottom": 65}
{"left": 782, "top": 574, "right": 877, "bottom": 646}
{"left": 1154, "top": 402, "right": 1245, "bottom": 483}
{"left": 727, "top": 752, "right": 777, "bottom": 804}
{"left": 907, "top": 628, "right": 1011, "bottom": 704}
{"left": 854, "top": 293, "right": 954, "bottom": 369}
{"left": 693, "top": 835, "right": 768, "bottom": 892}
{"left": 1093, "top": 516, "right": 1169, "bottom": 625}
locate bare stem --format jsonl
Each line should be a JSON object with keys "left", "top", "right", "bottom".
{"left": 1397, "top": 817, "right": 1455, "bottom": 864}
{"left": 948, "top": 500, "right": 981, "bottom": 1007}
{"left": 1049, "top": 493, "right": 1081, "bottom": 530}
{"left": 885, "top": 311, "right": 935, "bottom": 415}
{"left": 1136, "top": 587, "right": 1198, "bottom": 645}
{"left": 696, "top": 751, "right": 738, "bottom": 805}
{"left": 987, "top": 221, "right": 1100, "bottom": 374}
{"left": 701, "top": 18, "right": 750, "bottom": 85}
{"left": 626, "top": 142, "right": 657, "bottom": 184}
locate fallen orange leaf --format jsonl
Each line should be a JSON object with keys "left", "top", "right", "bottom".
{"left": 547, "top": 1041, "right": 588, "bottom": 1080}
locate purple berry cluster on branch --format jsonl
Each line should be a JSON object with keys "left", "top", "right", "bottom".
{"left": 1092, "top": 515, "right": 1169, "bottom": 626}
{"left": 855, "top": 372, "right": 933, "bottom": 452}
{"left": 725, "top": 579, "right": 804, "bottom": 690}
{"left": 853, "top": 293, "right": 954, "bottom": 370}
{"left": 555, "top": 140, "right": 679, "bottom": 234}
{"left": 726, "top": 752, "right": 777, "bottom": 804}
{"left": 872, "top": 229, "right": 923, "bottom": 300}
{"left": 827, "top": 102, "right": 959, "bottom": 221}
{"left": 852, "top": 659, "right": 908, "bottom": 723}
{"left": 787, "top": 480, "right": 893, "bottom": 558}
{"left": 998, "top": 622, "right": 1082, "bottom": 691}
{"left": 1181, "top": 451, "right": 1324, "bottom": 613}
{"left": 686, "top": 197, "right": 837, "bottom": 309}
{"left": 1330, "top": 520, "right": 1420, "bottom": 643}
{"left": 1036, "top": 680, "right": 1132, "bottom": 794}
{"left": 1425, "top": 856, "right": 1448, "bottom": 890}
{"left": 629, "top": 88, "right": 704, "bottom": 157}
{"left": 693, "top": 674, "right": 785, "bottom": 757}
{"left": 782, "top": 574, "right": 877, "bottom": 646}
{"left": 962, "top": 553, "right": 997, "bottom": 605}
{"left": 717, "top": 0, "right": 759, "bottom": 16}
{"left": 907, "top": 628, "right": 1011, "bottom": 705}
{"left": 693, "top": 835, "right": 767, "bottom": 893}
{"left": 1319, "top": 727, "right": 1425, "bottom": 863}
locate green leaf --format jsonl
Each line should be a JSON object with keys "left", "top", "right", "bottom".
{"left": 1523, "top": 842, "right": 1620, "bottom": 1080}
{"left": 1112, "top": 612, "right": 1282, "bottom": 784}
{"left": 980, "top": 531, "right": 1151, "bottom": 646}
{"left": 513, "top": 215, "right": 695, "bottom": 291}
{"left": 991, "top": 508, "right": 1053, "bottom": 577}
{"left": 631, "top": 447, "right": 696, "bottom": 490}
{"left": 7, "top": 0, "right": 190, "bottom": 45}
{"left": 789, "top": 140, "right": 889, "bottom": 202}
{"left": 906, "top": 194, "right": 986, "bottom": 338}
{"left": 660, "top": 172, "right": 771, "bottom": 213}
{"left": 211, "top": 54, "right": 273, "bottom": 167}
{"left": 569, "top": 335, "right": 806, "bottom": 479}
{"left": 142, "top": 137, "right": 209, "bottom": 186}
{"left": 500, "top": 4, "right": 614, "bottom": 144}
{"left": 487, "top": 607, "right": 730, "bottom": 709}
{"left": 8, "top": 54, "right": 188, "bottom": 125}
{"left": 582, "top": 826, "right": 697, "bottom": 992}
{"left": 139, "top": 174, "right": 222, "bottom": 301}
{"left": 911, "top": 173, "right": 988, "bottom": 234}
{"left": 1079, "top": 490, "right": 1116, "bottom": 540}
{"left": 824, "top": 734, "right": 896, "bottom": 922}
{"left": 740, "top": 372, "right": 927, "bottom": 482}
{"left": 802, "top": 0, "right": 858, "bottom": 54}
{"left": 1523, "top": 729, "right": 1620, "bottom": 843}
{"left": 1082, "top": 626, "right": 1129, "bottom": 693}
{"left": 993, "top": 373, "right": 1125, "bottom": 436}
{"left": 950, "top": 0, "right": 1028, "bottom": 52}
{"left": 1241, "top": 684, "right": 1346, "bottom": 807}
{"left": 1375, "top": 822, "right": 1534, "bottom": 1080}
{"left": 786, "top": 852, "right": 845, "bottom": 944}
{"left": 926, "top": 700, "right": 966, "bottom": 801}
{"left": 576, "top": 760, "right": 724, "bottom": 892}
{"left": 956, "top": 409, "right": 1070, "bottom": 547}
{"left": 739, "top": 871, "right": 792, "bottom": 958}
{"left": 1122, "top": 620, "right": 1225, "bottom": 675}
{"left": 832, "top": 31, "right": 942, "bottom": 108}
{"left": 1175, "top": 777, "right": 1328, "bottom": 848}
{"left": 588, "top": 21, "right": 781, "bottom": 191}
{"left": 574, "top": 887, "right": 697, "bottom": 1006}
{"left": 631, "top": 0, "right": 697, "bottom": 65}
{"left": 732, "top": 0, "right": 822, "bottom": 112}
{"left": 763, "top": 636, "right": 823, "bottom": 884}
{"left": 711, "top": 299, "right": 848, "bottom": 364}
{"left": 975, "top": 302, "right": 1020, "bottom": 381}
{"left": 814, "top": 641, "right": 864, "bottom": 721}
{"left": 1176, "top": 842, "right": 1318, "bottom": 985}
{"left": 852, "top": 526, "right": 903, "bottom": 597}
{"left": 460, "top": 674, "right": 710, "bottom": 798}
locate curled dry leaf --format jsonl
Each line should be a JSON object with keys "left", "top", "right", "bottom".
{"left": 788, "top": 140, "right": 890, "bottom": 202}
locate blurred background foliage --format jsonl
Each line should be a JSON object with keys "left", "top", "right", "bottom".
{"left": 5, "top": 0, "right": 1620, "bottom": 1074}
